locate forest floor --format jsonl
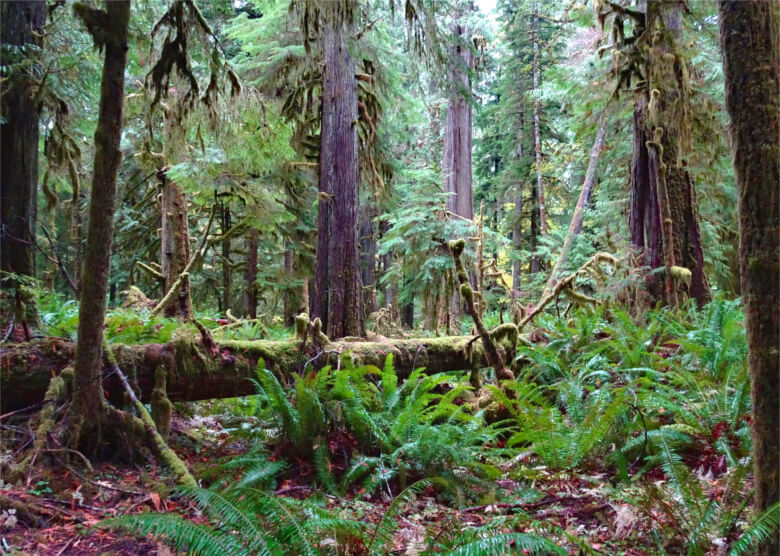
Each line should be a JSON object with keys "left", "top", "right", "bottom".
{"left": 3, "top": 411, "right": 669, "bottom": 555}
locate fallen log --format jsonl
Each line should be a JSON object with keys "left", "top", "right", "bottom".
{"left": 0, "top": 326, "right": 519, "bottom": 414}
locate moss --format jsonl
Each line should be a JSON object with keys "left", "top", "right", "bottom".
{"left": 150, "top": 367, "right": 172, "bottom": 438}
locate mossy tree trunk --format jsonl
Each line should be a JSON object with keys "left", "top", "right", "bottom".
{"left": 3, "top": 330, "right": 520, "bottom": 413}
{"left": 314, "top": 2, "right": 363, "bottom": 339}
{"left": 0, "top": 0, "right": 46, "bottom": 329}
{"left": 159, "top": 170, "right": 193, "bottom": 319}
{"left": 629, "top": 0, "right": 710, "bottom": 307}
{"left": 68, "top": 0, "right": 130, "bottom": 453}
{"left": 718, "top": 2, "right": 779, "bottom": 553}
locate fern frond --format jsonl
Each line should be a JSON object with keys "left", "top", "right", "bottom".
{"left": 729, "top": 503, "right": 780, "bottom": 556}
{"left": 366, "top": 479, "right": 431, "bottom": 553}
{"left": 97, "top": 513, "right": 249, "bottom": 556}
{"left": 447, "top": 532, "right": 567, "bottom": 556}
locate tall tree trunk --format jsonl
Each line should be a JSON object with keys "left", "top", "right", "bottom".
{"left": 159, "top": 172, "right": 192, "bottom": 319}
{"left": 529, "top": 186, "right": 542, "bottom": 274}
{"left": 242, "top": 229, "right": 258, "bottom": 319}
{"left": 442, "top": 14, "right": 475, "bottom": 321}
{"left": 719, "top": 3, "right": 779, "bottom": 554}
{"left": 67, "top": 159, "right": 84, "bottom": 292}
{"left": 532, "top": 3, "right": 547, "bottom": 237}
{"left": 543, "top": 122, "right": 607, "bottom": 296}
{"left": 630, "top": 0, "right": 710, "bottom": 307}
{"left": 221, "top": 206, "right": 232, "bottom": 315}
{"left": 0, "top": 0, "right": 46, "bottom": 328}
{"left": 69, "top": 0, "right": 130, "bottom": 451}
{"left": 315, "top": 5, "right": 363, "bottom": 339}
{"left": 442, "top": 21, "right": 474, "bottom": 222}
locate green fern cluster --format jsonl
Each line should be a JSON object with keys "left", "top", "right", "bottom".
{"left": 624, "top": 443, "right": 779, "bottom": 555}
{"left": 98, "top": 486, "right": 363, "bottom": 556}
{"left": 252, "top": 354, "right": 499, "bottom": 496}
{"left": 501, "top": 299, "right": 750, "bottom": 473}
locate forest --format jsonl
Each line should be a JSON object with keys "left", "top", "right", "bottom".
{"left": 0, "top": 0, "right": 778, "bottom": 554}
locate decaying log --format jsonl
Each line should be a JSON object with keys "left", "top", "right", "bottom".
{"left": 0, "top": 327, "right": 519, "bottom": 414}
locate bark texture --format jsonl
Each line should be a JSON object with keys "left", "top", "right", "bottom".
{"left": 0, "top": 0, "right": 46, "bottom": 321}
{"left": 1, "top": 330, "right": 520, "bottom": 413}
{"left": 314, "top": 4, "right": 363, "bottom": 339}
{"left": 629, "top": 0, "right": 710, "bottom": 307}
{"left": 159, "top": 172, "right": 193, "bottom": 319}
{"left": 442, "top": 21, "right": 474, "bottom": 222}
{"left": 719, "top": 2, "right": 779, "bottom": 553}
{"left": 69, "top": 0, "right": 130, "bottom": 449}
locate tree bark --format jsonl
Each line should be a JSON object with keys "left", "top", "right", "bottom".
{"left": 159, "top": 172, "right": 193, "bottom": 319}
{"left": 1, "top": 330, "right": 520, "bottom": 414}
{"left": 719, "top": 2, "right": 779, "bottom": 553}
{"left": 629, "top": 0, "right": 710, "bottom": 307}
{"left": 442, "top": 21, "right": 474, "bottom": 222}
{"left": 532, "top": 3, "right": 547, "bottom": 237}
{"left": 543, "top": 122, "right": 607, "bottom": 296}
{"left": 242, "top": 229, "right": 258, "bottom": 319}
{"left": 315, "top": 5, "right": 363, "bottom": 339}
{"left": 69, "top": 0, "right": 130, "bottom": 450}
{"left": 0, "top": 0, "right": 46, "bottom": 326}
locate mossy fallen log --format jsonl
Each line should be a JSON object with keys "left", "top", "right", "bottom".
{"left": 0, "top": 328, "right": 518, "bottom": 414}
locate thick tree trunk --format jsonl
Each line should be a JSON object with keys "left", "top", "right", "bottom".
{"left": 2, "top": 329, "right": 520, "bottom": 414}
{"left": 315, "top": 6, "right": 363, "bottom": 339}
{"left": 442, "top": 16, "right": 475, "bottom": 321}
{"left": 543, "top": 122, "right": 607, "bottom": 296}
{"left": 69, "top": 0, "right": 130, "bottom": 450}
{"left": 719, "top": 3, "right": 779, "bottom": 553}
{"left": 0, "top": 0, "right": 46, "bottom": 327}
{"left": 442, "top": 22, "right": 474, "bottom": 222}
{"left": 532, "top": 4, "right": 547, "bottom": 237}
{"left": 159, "top": 172, "right": 193, "bottom": 319}
{"left": 630, "top": 0, "right": 710, "bottom": 307}
{"left": 242, "top": 229, "right": 258, "bottom": 319}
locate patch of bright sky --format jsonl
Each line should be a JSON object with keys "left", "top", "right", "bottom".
{"left": 476, "top": 0, "right": 498, "bottom": 18}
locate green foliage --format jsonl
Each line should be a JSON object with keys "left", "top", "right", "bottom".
{"left": 98, "top": 486, "right": 361, "bottom": 556}
{"left": 496, "top": 299, "right": 750, "bottom": 474}
{"left": 38, "top": 291, "right": 179, "bottom": 343}
{"left": 624, "top": 444, "right": 777, "bottom": 556}
{"left": 250, "top": 355, "right": 498, "bottom": 496}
